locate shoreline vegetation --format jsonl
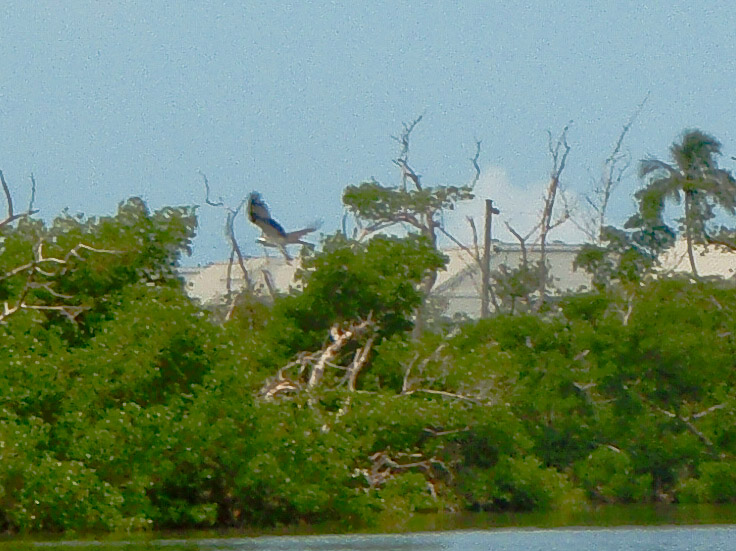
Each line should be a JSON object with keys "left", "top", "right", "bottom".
{"left": 4, "top": 505, "right": 736, "bottom": 547}
{"left": 1, "top": 128, "right": 736, "bottom": 534}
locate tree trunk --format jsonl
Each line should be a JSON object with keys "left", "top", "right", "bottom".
{"left": 480, "top": 199, "right": 498, "bottom": 319}
{"left": 684, "top": 193, "right": 699, "bottom": 278}
{"left": 412, "top": 215, "right": 438, "bottom": 338}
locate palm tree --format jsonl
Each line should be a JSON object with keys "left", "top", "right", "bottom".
{"left": 636, "top": 130, "right": 736, "bottom": 277}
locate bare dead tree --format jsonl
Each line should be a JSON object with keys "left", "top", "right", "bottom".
{"left": 578, "top": 94, "right": 650, "bottom": 243}
{"left": 0, "top": 172, "right": 121, "bottom": 323}
{"left": 260, "top": 314, "right": 375, "bottom": 399}
{"left": 308, "top": 315, "right": 373, "bottom": 389}
{"left": 200, "top": 172, "right": 253, "bottom": 319}
{"left": 504, "top": 221, "right": 535, "bottom": 270}
{"left": 491, "top": 124, "right": 572, "bottom": 314}
{"left": 392, "top": 114, "right": 425, "bottom": 191}
{"left": 433, "top": 140, "right": 505, "bottom": 317}
{"left": 392, "top": 117, "right": 440, "bottom": 336}
{"left": 491, "top": 221, "right": 540, "bottom": 313}
{"left": 345, "top": 118, "right": 493, "bottom": 328}
{"left": 0, "top": 170, "right": 38, "bottom": 229}
{"left": 356, "top": 450, "right": 449, "bottom": 500}
{"left": 533, "top": 123, "right": 573, "bottom": 311}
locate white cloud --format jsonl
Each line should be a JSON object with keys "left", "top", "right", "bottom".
{"left": 441, "top": 165, "right": 590, "bottom": 248}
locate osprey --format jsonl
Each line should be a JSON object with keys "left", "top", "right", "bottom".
{"left": 247, "top": 192, "right": 320, "bottom": 260}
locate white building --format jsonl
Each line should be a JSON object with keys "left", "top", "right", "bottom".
{"left": 179, "top": 240, "right": 735, "bottom": 318}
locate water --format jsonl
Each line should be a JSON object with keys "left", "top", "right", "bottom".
{"left": 19, "top": 526, "right": 736, "bottom": 551}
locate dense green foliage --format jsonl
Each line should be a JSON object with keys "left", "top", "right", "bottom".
{"left": 2, "top": 129, "right": 736, "bottom": 534}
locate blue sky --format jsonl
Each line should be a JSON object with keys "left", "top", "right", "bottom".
{"left": 1, "top": 1, "right": 736, "bottom": 264}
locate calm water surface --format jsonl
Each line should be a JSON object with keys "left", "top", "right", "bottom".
{"left": 22, "top": 526, "right": 736, "bottom": 551}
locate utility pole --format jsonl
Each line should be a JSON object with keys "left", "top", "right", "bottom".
{"left": 481, "top": 199, "right": 500, "bottom": 319}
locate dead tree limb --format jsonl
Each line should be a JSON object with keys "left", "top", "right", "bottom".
{"left": 1, "top": 240, "right": 119, "bottom": 324}
{"left": 400, "top": 343, "right": 448, "bottom": 395}
{"left": 581, "top": 93, "right": 650, "bottom": 242}
{"left": 358, "top": 450, "right": 448, "bottom": 498}
{"left": 534, "top": 123, "right": 572, "bottom": 311}
{"left": 0, "top": 170, "right": 39, "bottom": 229}
{"left": 399, "top": 343, "right": 483, "bottom": 404}
{"left": 309, "top": 316, "right": 373, "bottom": 389}
{"left": 469, "top": 140, "right": 482, "bottom": 189}
{"left": 346, "top": 334, "right": 376, "bottom": 391}
{"left": 392, "top": 114, "right": 424, "bottom": 191}
{"left": 199, "top": 173, "right": 252, "bottom": 314}
{"left": 261, "top": 314, "right": 376, "bottom": 398}
{"left": 637, "top": 392, "right": 719, "bottom": 455}
{"left": 505, "top": 221, "right": 538, "bottom": 269}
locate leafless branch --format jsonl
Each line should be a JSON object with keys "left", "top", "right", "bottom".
{"left": 637, "top": 392, "right": 718, "bottom": 454}
{"left": 469, "top": 140, "right": 482, "bottom": 189}
{"left": 613, "top": 291, "right": 634, "bottom": 326}
{"left": 28, "top": 173, "right": 37, "bottom": 213}
{"left": 0, "top": 240, "right": 120, "bottom": 324}
{"left": 309, "top": 315, "right": 374, "bottom": 388}
{"left": 358, "top": 450, "right": 446, "bottom": 492}
{"left": 401, "top": 343, "right": 483, "bottom": 403}
{"left": 423, "top": 426, "right": 471, "bottom": 437}
{"left": 505, "top": 221, "right": 532, "bottom": 268}
{"left": 200, "top": 171, "right": 224, "bottom": 207}
{"left": 438, "top": 225, "right": 477, "bottom": 262}
{"left": 585, "top": 93, "right": 649, "bottom": 242}
{"left": 402, "top": 388, "right": 482, "bottom": 404}
{"left": 534, "top": 122, "right": 572, "bottom": 311}
{"left": 346, "top": 335, "right": 375, "bottom": 391}
{"left": 2, "top": 170, "right": 14, "bottom": 221}
{"left": 691, "top": 403, "right": 726, "bottom": 420}
{"left": 467, "top": 216, "right": 481, "bottom": 262}
{"left": 261, "top": 315, "right": 376, "bottom": 398}
{"left": 393, "top": 114, "right": 424, "bottom": 161}
{"left": 393, "top": 158, "right": 422, "bottom": 191}
{"left": 227, "top": 198, "right": 250, "bottom": 287}
{"left": 0, "top": 170, "right": 39, "bottom": 229}
{"left": 401, "top": 352, "right": 421, "bottom": 394}
{"left": 392, "top": 114, "right": 424, "bottom": 191}
{"left": 199, "top": 173, "right": 252, "bottom": 313}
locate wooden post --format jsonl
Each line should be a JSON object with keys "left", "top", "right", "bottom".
{"left": 481, "top": 199, "right": 500, "bottom": 318}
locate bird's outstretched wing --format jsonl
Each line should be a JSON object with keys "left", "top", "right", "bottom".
{"left": 248, "top": 192, "right": 287, "bottom": 238}
{"left": 285, "top": 220, "right": 323, "bottom": 245}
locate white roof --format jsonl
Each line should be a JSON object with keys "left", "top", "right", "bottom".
{"left": 179, "top": 241, "right": 736, "bottom": 316}
{"left": 657, "top": 240, "right": 736, "bottom": 278}
{"left": 180, "top": 255, "right": 301, "bottom": 304}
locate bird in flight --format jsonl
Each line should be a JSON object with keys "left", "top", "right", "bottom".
{"left": 247, "top": 192, "right": 320, "bottom": 260}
